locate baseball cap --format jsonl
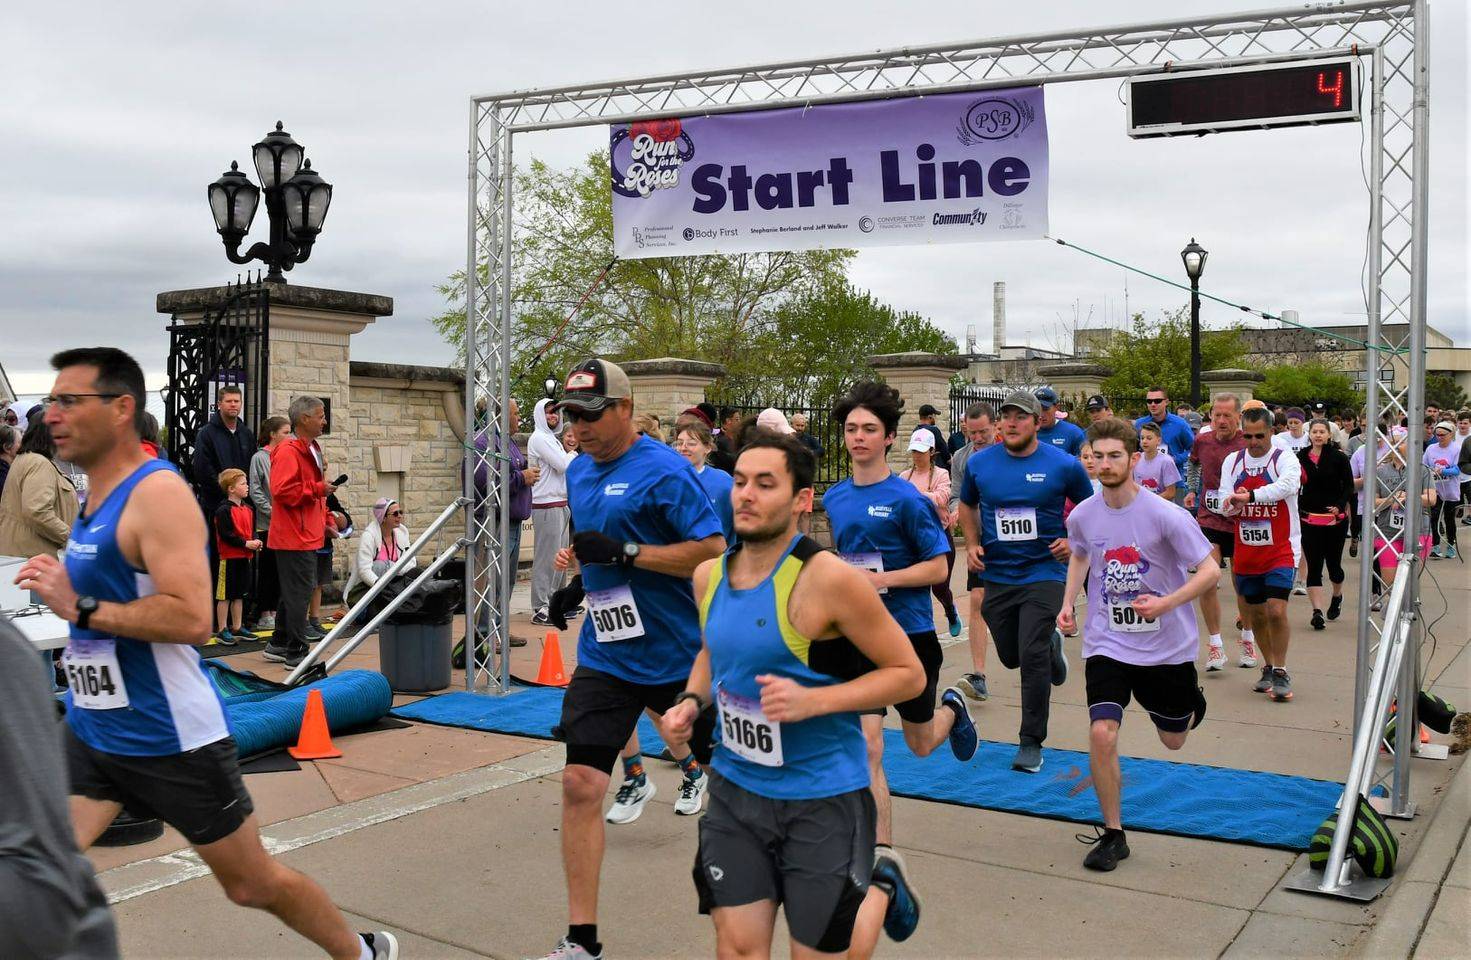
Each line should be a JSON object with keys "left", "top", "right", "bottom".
{"left": 1435, "top": 420, "right": 1455, "bottom": 435}
{"left": 1033, "top": 387, "right": 1059, "bottom": 409}
{"left": 1085, "top": 394, "right": 1108, "bottom": 412}
{"left": 1000, "top": 390, "right": 1041, "bottom": 417}
{"left": 918, "top": 403, "right": 940, "bottom": 417}
{"left": 908, "top": 429, "right": 936, "bottom": 452}
{"left": 557, "top": 358, "right": 632, "bottom": 411}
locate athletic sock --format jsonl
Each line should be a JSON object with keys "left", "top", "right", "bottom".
{"left": 568, "top": 924, "right": 600, "bottom": 955}
{"left": 621, "top": 754, "right": 644, "bottom": 783}
{"left": 677, "top": 753, "right": 703, "bottom": 780}
{"left": 358, "top": 935, "right": 374, "bottom": 960}
{"left": 1241, "top": 628, "right": 1255, "bottom": 643}
{"left": 1208, "top": 634, "right": 1223, "bottom": 648}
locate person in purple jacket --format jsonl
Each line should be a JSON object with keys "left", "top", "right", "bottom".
{"left": 466, "top": 397, "right": 540, "bottom": 658}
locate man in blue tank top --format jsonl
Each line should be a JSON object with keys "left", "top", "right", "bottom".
{"left": 539, "top": 359, "right": 727, "bottom": 960}
{"left": 663, "top": 432, "right": 925, "bottom": 959}
{"left": 15, "top": 348, "right": 397, "bottom": 960}
{"left": 821, "top": 381, "right": 979, "bottom": 956}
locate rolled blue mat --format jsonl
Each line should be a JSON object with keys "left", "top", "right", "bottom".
{"left": 225, "top": 669, "right": 393, "bottom": 758}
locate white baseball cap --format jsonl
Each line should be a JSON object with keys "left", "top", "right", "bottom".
{"left": 908, "top": 429, "right": 936, "bottom": 452}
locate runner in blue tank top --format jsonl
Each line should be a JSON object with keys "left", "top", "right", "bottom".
{"left": 15, "top": 348, "right": 397, "bottom": 960}
{"left": 662, "top": 433, "right": 924, "bottom": 959}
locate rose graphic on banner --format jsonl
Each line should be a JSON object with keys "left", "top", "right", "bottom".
{"left": 609, "top": 85, "right": 1049, "bottom": 258}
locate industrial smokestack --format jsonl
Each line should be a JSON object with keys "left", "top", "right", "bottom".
{"left": 993, "top": 282, "right": 1006, "bottom": 352}
{"left": 965, "top": 323, "right": 977, "bottom": 354}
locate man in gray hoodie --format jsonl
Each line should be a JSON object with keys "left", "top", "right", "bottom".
{"left": 529, "top": 398, "right": 578, "bottom": 625}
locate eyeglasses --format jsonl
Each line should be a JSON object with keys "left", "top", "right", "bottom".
{"left": 1146, "top": 398, "right": 1166, "bottom": 405}
{"left": 44, "top": 393, "right": 122, "bottom": 410}
{"left": 562, "top": 404, "right": 608, "bottom": 423}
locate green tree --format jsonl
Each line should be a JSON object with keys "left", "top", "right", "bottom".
{"left": 1100, "top": 308, "right": 1248, "bottom": 407}
{"left": 1424, "top": 373, "right": 1469, "bottom": 413}
{"left": 432, "top": 150, "right": 853, "bottom": 408}
{"left": 1258, "top": 361, "right": 1362, "bottom": 411}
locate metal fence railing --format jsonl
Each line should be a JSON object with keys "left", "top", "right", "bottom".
{"left": 706, "top": 397, "right": 848, "bottom": 491}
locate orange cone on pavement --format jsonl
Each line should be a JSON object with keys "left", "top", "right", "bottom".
{"left": 536, "top": 631, "right": 569, "bottom": 687}
{"left": 287, "top": 688, "right": 343, "bottom": 760}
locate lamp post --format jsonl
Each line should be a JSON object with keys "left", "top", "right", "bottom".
{"left": 207, "top": 122, "right": 333, "bottom": 283}
{"left": 1181, "top": 238, "right": 1208, "bottom": 406}
{"left": 544, "top": 376, "right": 559, "bottom": 399}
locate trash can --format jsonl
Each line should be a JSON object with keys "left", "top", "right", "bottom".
{"left": 378, "top": 619, "right": 453, "bottom": 692}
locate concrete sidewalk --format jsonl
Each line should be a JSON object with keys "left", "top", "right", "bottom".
{"left": 100, "top": 552, "right": 1469, "bottom": 958}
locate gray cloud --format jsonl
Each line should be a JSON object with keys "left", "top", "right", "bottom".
{"left": 2, "top": 0, "right": 1464, "bottom": 392}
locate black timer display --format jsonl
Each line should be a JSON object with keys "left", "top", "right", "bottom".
{"left": 1128, "top": 58, "right": 1360, "bottom": 137}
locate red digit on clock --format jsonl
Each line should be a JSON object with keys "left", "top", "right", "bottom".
{"left": 1317, "top": 70, "right": 1344, "bottom": 108}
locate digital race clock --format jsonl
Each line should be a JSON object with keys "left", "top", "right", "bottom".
{"left": 1127, "top": 58, "right": 1360, "bottom": 138}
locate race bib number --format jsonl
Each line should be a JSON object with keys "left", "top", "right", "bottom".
{"left": 1389, "top": 508, "right": 1405, "bottom": 531}
{"left": 995, "top": 506, "right": 1038, "bottom": 542}
{"left": 62, "top": 638, "right": 129, "bottom": 710}
{"left": 1108, "top": 601, "right": 1160, "bottom": 633}
{"left": 839, "top": 552, "right": 887, "bottom": 594}
{"left": 586, "top": 585, "right": 645, "bottom": 642}
{"left": 718, "top": 687, "right": 783, "bottom": 767}
{"left": 1203, "top": 491, "right": 1223, "bottom": 515}
{"left": 1239, "top": 520, "right": 1274, "bottom": 546}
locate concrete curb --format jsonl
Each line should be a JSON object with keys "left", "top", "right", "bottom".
{"left": 1354, "top": 754, "right": 1470, "bottom": 958}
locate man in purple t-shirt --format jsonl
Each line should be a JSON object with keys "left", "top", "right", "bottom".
{"left": 1057, "top": 418, "right": 1220, "bottom": 872}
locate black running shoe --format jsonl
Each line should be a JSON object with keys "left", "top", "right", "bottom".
{"left": 360, "top": 931, "right": 400, "bottom": 959}
{"left": 1050, "top": 629, "right": 1068, "bottom": 687}
{"left": 1327, "top": 595, "right": 1343, "bottom": 621}
{"left": 1311, "top": 610, "right": 1326, "bottom": 631}
{"left": 1079, "top": 827, "right": 1130, "bottom": 871}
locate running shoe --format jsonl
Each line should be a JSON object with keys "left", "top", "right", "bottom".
{"left": 1371, "top": 598, "right": 1383, "bottom": 613}
{"left": 1311, "top": 610, "right": 1326, "bottom": 631}
{"left": 1269, "top": 669, "right": 1293, "bottom": 702}
{"left": 871, "top": 847, "right": 921, "bottom": 942}
{"left": 1252, "top": 665, "right": 1275, "bottom": 694}
{"left": 1078, "top": 826, "right": 1130, "bottom": 872}
{"left": 1430, "top": 546, "right": 1445, "bottom": 560}
{"left": 1011, "top": 738, "right": 1043, "bottom": 773}
{"left": 957, "top": 672, "right": 989, "bottom": 701}
{"left": 605, "top": 777, "right": 656, "bottom": 824}
{"left": 1205, "top": 645, "right": 1226, "bottom": 672}
{"left": 305, "top": 621, "right": 327, "bottom": 642}
{"left": 1349, "top": 538, "right": 1360, "bottom": 558}
{"left": 256, "top": 612, "right": 276, "bottom": 630}
{"left": 947, "top": 609, "right": 963, "bottom": 638}
{"left": 941, "top": 687, "right": 978, "bottom": 762}
{"left": 1238, "top": 637, "right": 1259, "bottom": 668}
{"left": 233, "top": 627, "right": 261, "bottom": 642}
{"left": 531, "top": 609, "right": 551, "bottom": 626}
{"left": 674, "top": 772, "right": 708, "bottom": 816}
{"left": 1292, "top": 581, "right": 1308, "bottom": 596}
{"left": 1050, "top": 629, "right": 1069, "bottom": 686}
{"left": 1327, "top": 595, "right": 1343, "bottom": 621}
{"left": 1448, "top": 546, "right": 1460, "bottom": 560}
{"left": 533, "top": 938, "right": 603, "bottom": 960}
{"left": 261, "top": 643, "right": 294, "bottom": 662}
{"left": 360, "top": 931, "right": 400, "bottom": 959}
{"left": 212, "top": 630, "right": 238, "bottom": 646}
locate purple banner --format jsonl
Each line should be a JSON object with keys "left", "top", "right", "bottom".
{"left": 610, "top": 86, "right": 1048, "bottom": 258}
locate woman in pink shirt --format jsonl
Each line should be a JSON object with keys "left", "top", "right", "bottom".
{"left": 903, "top": 428, "right": 961, "bottom": 636}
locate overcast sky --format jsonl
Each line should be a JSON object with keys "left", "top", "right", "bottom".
{"left": 3, "top": 1, "right": 1465, "bottom": 393}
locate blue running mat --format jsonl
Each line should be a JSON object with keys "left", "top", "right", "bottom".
{"left": 392, "top": 687, "right": 1343, "bottom": 850}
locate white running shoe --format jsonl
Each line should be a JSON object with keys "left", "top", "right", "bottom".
{"left": 1292, "top": 581, "right": 1308, "bottom": 596}
{"left": 605, "top": 777, "right": 656, "bottom": 824}
{"left": 532, "top": 937, "right": 603, "bottom": 960}
{"left": 1206, "top": 645, "right": 1227, "bottom": 672}
{"left": 1238, "top": 637, "right": 1259, "bottom": 668}
{"left": 674, "top": 772, "right": 708, "bottom": 816}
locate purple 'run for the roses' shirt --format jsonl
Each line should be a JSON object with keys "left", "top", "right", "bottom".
{"left": 1132, "top": 451, "right": 1181, "bottom": 496}
{"left": 1066, "top": 489, "right": 1212, "bottom": 666}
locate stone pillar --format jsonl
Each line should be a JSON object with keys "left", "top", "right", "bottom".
{"left": 1201, "top": 368, "right": 1267, "bottom": 403}
{"left": 1037, "top": 362, "right": 1113, "bottom": 411}
{"left": 868, "top": 351, "right": 968, "bottom": 471}
{"left": 621, "top": 357, "right": 726, "bottom": 431}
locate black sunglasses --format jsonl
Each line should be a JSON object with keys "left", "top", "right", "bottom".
{"left": 562, "top": 404, "right": 609, "bottom": 423}
{"left": 1146, "top": 397, "right": 1166, "bottom": 404}
{"left": 388, "top": 510, "right": 403, "bottom": 518}
{"left": 1241, "top": 431, "right": 1269, "bottom": 439}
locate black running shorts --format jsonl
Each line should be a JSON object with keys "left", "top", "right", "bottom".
{"left": 966, "top": 569, "right": 985, "bottom": 592}
{"left": 555, "top": 665, "right": 716, "bottom": 773}
{"left": 1084, "top": 655, "right": 1205, "bottom": 734}
{"left": 1202, "top": 526, "right": 1235, "bottom": 560}
{"left": 693, "top": 770, "right": 875, "bottom": 953}
{"left": 215, "top": 557, "right": 250, "bottom": 602}
{"left": 65, "top": 728, "right": 254, "bottom": 846}
{"left": 860, "top": 630, "right": 941, "bottom": 724}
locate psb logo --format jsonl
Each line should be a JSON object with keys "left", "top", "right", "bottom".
{"left": 603, "top": 482, "right": 630, "bottom": 497}
{"left": 858, "top": 216, "right": 875, "bottom": 233}
{"left": 682, "top": 227, "right": 696, "bottom": 241}
{"left": 867, "top": 504, "right": 894, "bottom": 519}
{"left": 956, "top": 97, "right": 1034, "bottom": 145}
{"left": 610, "top": 118, "right": 695, "bottom": 199}
{"left": 631, "top": 226, "right": 646, "bottom": 249}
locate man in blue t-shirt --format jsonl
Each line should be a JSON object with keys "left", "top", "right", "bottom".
{"left": 541, "top": 358, "right": 727, "bottom": 960}
{"left": 959, "top": 389, "right": 1094, "bottom": 773}
{"left": 825, "top": 381, "right": 979, "bottom": 954}
{"left": 1035, "top": 387, "right": 1086, "bottom": 456}
{"left": 1134, "top": 385, "right": 1195, "bottom": 501}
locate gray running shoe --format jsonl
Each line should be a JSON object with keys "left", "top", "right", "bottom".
{"left": 957, "top": 673, "right": 989, "bottom": 701}
{"left": 1050, "top": 629, "right": 1068, "bottom": 686}
{"left": 533, "top": 938, "right": 603, "bottom": 960}
{"left": 1252, "top": 665, "right": 1274, "bottom": 694}
{"left": 1269, "top": 669, "right": 1293, "bottom": 702}
{"left": 1012, "top": 738, "right": 1043, "bottom": 773}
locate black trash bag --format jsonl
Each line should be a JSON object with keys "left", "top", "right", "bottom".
{"left": 368, "top": 575, "right": 463, "bottom": 625}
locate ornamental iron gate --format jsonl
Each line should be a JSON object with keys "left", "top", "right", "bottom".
{"left": 163, "top": 275, "right": 270, "bottom": 495}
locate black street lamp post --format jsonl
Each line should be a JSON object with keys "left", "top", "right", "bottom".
{"left": 207, "top": 122, "right": 333, "bottom": 283}
{"left": 1181, "top": 238, "right": 1208, "bottom": 406}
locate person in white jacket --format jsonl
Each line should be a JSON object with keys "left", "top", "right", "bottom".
{"left": 344, "top": 497, "right": 415, "bottom": 605}
{"left": 528, "top": 398, "right": 577, "bottom": 624}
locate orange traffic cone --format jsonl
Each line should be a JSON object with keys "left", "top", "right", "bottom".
{"left": 536, "top": 631, "right": 569, "bottom": 687}
{"left": 288, "top": 688, "right": 343, "bottom": 760}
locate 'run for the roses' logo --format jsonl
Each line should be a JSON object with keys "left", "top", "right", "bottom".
{"left": 610, "top": 118, "right": 695, "bottom": 199}
{"left": 1101, "top": 544, "right": 1150, "bottom": 600}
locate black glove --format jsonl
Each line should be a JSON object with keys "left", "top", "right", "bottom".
{"left": 572, "top": 530, "right": 626, "bottom": 566}
{"left": 548, "top": 575, "right": 586, "bottom": 631}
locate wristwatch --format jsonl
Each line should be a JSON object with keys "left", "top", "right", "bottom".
{"left": 621, "top": 542, "right": 641, "bottom": 567}
{"left": 76, "top": 595, "right": 99, "bottom": 630}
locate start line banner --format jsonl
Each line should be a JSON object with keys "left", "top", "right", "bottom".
{"left": 610, "top": 86, "right": 1048, "bottom": 259}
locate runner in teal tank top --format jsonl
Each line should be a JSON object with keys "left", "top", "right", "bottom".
{"left": 663, "top": 432, "right": 925, "bottom": 958}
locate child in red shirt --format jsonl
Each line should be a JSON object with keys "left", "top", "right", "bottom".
{"left": 213, "top": 468, "right": 263, "bottom": 644}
